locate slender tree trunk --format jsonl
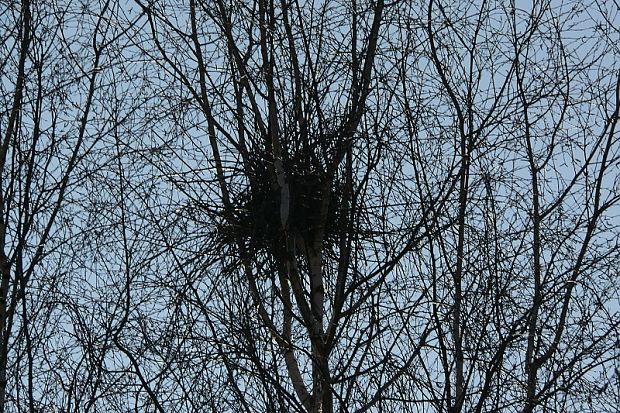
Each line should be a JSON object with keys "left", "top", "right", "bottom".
{"left": 0, "top": 0, "right": 31, "bottom": 410}
{"left": 0, "top": 248, "right": 11, "bottom": 413}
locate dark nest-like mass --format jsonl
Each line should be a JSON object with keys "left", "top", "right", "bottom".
{"left": 218, "top": 147, "right": 344, "bottom": 258}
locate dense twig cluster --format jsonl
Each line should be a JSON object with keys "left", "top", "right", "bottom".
{"left": 220, "top": 144, "right": 344, "bottom": 256}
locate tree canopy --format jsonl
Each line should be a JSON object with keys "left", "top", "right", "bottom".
{"left": 1, "top": 0, "right": 619, "bottom": 412}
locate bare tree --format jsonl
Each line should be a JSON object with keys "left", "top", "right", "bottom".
{"left": 116, "top": 0, "right": 620, "bottom": 412}
{"left": 2, "top": 0, "right": 619, "bottom": 412}
{"left": 0, "top": 1, "right": 144, "bottom": 411}
{"left": 413, "top": 2, "right": 620, "bottom": 411}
